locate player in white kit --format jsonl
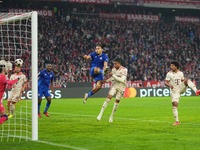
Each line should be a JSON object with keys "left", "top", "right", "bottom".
{"left": 97, "top": 58, "right": 128, "bottom": 122}
{"left": 7, "top": 65, "right": 27, "bottom": 118}
{"left": 164, "top": 61, "right": 200, "bottom": 125}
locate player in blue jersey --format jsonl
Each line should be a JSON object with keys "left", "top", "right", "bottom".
{"left": 83, "top": 43, "right": 109, "bottom": 104}
{"left": 38, "top": 64, "right": 54, "bottom": 117}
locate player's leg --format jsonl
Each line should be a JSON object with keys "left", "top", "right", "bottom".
{"left": 0, "top": 105, "right": 8, "bottom": 125}
{"left": 10, "top": 102, "right": 16, "bottom": 117}
{"left": 43, "top": 90, "right": 52, "bottom": 117}
{"left": 7, "top": 101, "right": 11, "bottom": 116}
{"left": 84, "top": 80, "right": 103, "bottom": 104}
{"left": 38, "top": 89, "right": 43, "bottom": 117}
{"left": 183, "top": 79, "right": 200, "bottom": 96}
{"left": 171, "top": 92, "right": 180, "bottom": 125}
{"left": 97, "top": 93, "right": 113, "bottom": 121}
{"left": 109, "top": 90, "right": 123, "bottom": 123}
{"left": 94, "top": 67, "right": 109, "bottom": 76}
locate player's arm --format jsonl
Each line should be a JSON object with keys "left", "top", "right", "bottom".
{"left": 110, "top": 69, "right": 127, "bottom": 83}
{"left": 103, "top": 61, "right": 108, "bottom": 71}
{"left": 83, "top": 55, "right": 91, "bottom": 60}
{"left": 164, "top": 73, "right": 173, "bottom": 89}
{"left": 50, "top": 74, "right": 54, "bottom": 93}
{"left": 6, "top": 78, "right": 19, "bottom": 85}
{"left": 21, "top": 81, "right": 27, "bottom": 93}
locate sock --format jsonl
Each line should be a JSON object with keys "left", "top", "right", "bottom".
{"left": 44, "top": 102, "right": 51, "bottom": 113}
{"left": 87, "top": 91, "right": 94, "bottom": 97}
{"left": 187, "top": 80, "right": 197, "bottom": 93}
{"left": 38, "top": 103, "right": 41, "bottom": 114}
{"left": 110, "top": 102, "right": 119, "bottom": 118}
{"left": 100, "top": 69, "right": 104, "bottom": 74}
{"left": 0, "top": 115, "right": 8, "bottom": 124}
{"left": 99, "top": 98, "right": 110, "bottom": 117}
{"left": 173, "top": 107, "right": 179, "bottom": 122}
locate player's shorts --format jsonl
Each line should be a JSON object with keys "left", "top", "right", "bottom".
{"left": 0, "top": 101, "right": 5, "bottom": 112}
{"left": 8, "top": 90, "right": 21, "bottom": 103}
{"left": 109, "top": 86, "right": 125, "bottom": 100}
{"left": 171, "top": 82, "right": 187, "bottom": 103}
{"left": 90, "top": 67, "right": 103, "bottom": 83}
{"left": 38, "top": 88, "right": 51, "bottom": 98}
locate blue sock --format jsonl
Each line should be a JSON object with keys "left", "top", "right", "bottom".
{"left": 38, "top": 103, "right": 41, "bottom": 114}
{"left": 87, "top": 91, "right": 94, "bottom": 97}
{"left": 1, "top": 115, "right": 8, "bottom": 118}
{"left": 44, "top": 102, "right": 51, "bottom": 113}
{"left": 100, "top": 69, "right": 104, "bottom": 74}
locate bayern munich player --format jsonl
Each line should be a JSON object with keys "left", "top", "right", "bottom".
{"left": 97, "top": 58, "right": 128, "bottom": 122}
{"left": 164, "top": 61, "right": 200, "bottom": 125}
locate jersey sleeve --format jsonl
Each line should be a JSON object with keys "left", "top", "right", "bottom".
{"left": 24, "top": 75, "right": 27, "bottom": 82}
{"left": 38, "top": 70, "right": 44, "bottom": 77}
{"left": 0, "top": 76, "right": 6, "bottom": 84}
{"left": 165, "top": 73, "right": 170, "bottom": 81}
{"left": 181, "top": 72, "right": 184, "bottom": 80}
{"left": 89, "top": 52, "right": 95, "bottom": 58}
{"left": 51, "top": 73, "right": 54, "bottom": 82}
{"left": 10, "top": 75, "right": 14, "bottom": 80}
{"left": 104, "top": 55, "right": 108, "bottom": 63}
{"left": 122, "top": 68, "right": 128, "bottom": 76}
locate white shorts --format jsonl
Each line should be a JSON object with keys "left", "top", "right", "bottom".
{"left": 8, "top": 90, "right": 21, "bottom": 103}
{"left": 109, "top": 86, "right": 125, "bottom": 100}
{"left": 171, "top": 82, "right": 187, "bottom": 103}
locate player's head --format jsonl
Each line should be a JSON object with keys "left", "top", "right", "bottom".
{"left": 170, "top": 60, "right": 179, "bottom": 72}
{"left": 113, "top": 58, "right": 122, "bottom": 69}
{"left": 0, "top": 64, "right": 6, "bottom": 74}
{"left": 95, "top": 43, "right": 106, "bottom": 55}
{"left": 46, "top": 64, "right": 52, "bottom": 72}
{"left": 14, "top": 66, "right": 21, "bottom": 74}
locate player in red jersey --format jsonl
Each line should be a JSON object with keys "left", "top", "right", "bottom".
{"left": 0, "top": 64, "right": 19, "bottom": 125}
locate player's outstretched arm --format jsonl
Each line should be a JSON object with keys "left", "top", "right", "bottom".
{"left": 83, "top": 55, "right": 91, "bottom": 60}
{"left": 6, "top": 78, "right": 19, "bottom": 86}
{"left": 112, "top": 75, "right": 126, "bottom": 83}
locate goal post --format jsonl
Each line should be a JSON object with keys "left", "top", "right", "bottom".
{"left": 0, "top": 11, "right": 38, "bottom": 141}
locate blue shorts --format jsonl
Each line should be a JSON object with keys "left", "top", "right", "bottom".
{"left": 38, "top": 88, "right": 51, "bottom": 98}
{"left": 90, "top": 67, "right": 103, "bottom": 83}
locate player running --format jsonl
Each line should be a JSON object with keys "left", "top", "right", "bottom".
{"left": 38, "top": 64, "right": 54, "bottom": 118}
{"left": 7, "top": 65, "right": 27, "bottom": 118}
{"left": 83, "top": 43, "right": 109, "bottom": 104}
{"left": 164, "top": 61, "right": 200, "bottom": 126}
{"left": 97, "top": 58, "right": 128, "bottom": 122}
{"left": 0, "top": 64, "right": 19, "bottom": 125}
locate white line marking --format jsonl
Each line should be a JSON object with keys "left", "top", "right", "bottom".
{"left": 0, "top": 133, "right": 89, "bottom": 150}
{"left": 50, "top": 112, "right": 200, "bottom": 126}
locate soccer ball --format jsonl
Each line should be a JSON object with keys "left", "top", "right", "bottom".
{"left": 15, "top": 59, "right": 23, "bottom": 67}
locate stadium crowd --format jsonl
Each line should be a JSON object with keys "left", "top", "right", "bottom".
{"left": 38, "top": 10, "right": 200, "bottom": 83}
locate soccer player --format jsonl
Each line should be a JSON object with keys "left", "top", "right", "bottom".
{"left": 7, "top": 65, "right": 27, "bottom": 118}
{"left": 97, "top": 58, "right": 128, "bottom": 122}
{"left": 83, "top": 43, "right": 109, "bottom": 104}
{"left": 0, "top": 64, "right": 19, "bottom": 125}
{"left": 38, "top": 64, "right": 54, "bottom": 117}
{"left": 164, "top": 61, "right": 200, "bottom": 126}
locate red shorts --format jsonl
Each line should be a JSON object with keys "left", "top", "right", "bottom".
{"left": 0, "top": 101, "right": 5, "bottom": 112}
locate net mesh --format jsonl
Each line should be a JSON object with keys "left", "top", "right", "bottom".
{"left": 0, "top": 13, "right": 32, "bottom": 141}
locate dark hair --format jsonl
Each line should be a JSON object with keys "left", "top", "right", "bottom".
{"left": 0, "top": 64, "right": 5, "bottom": 73}
{"left": 97, "top": 43, "right": 106, "bottom": 49}
{"left": 171, "top": 60, "right": 179, "bottom": 69}
{"left": 114, "top": 57, "right": 122, "bottom": 64}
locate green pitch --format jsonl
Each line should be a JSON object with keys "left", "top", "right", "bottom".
{"left": 1, "top": 96, "right": 200, "bottom": 150}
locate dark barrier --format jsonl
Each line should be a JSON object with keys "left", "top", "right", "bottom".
{"left": 3, "top": 87, "right": 198, "bottom": 99}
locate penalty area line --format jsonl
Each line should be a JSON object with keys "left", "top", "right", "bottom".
{"left": 50, "top": 112, "right": 200, "bottom": 126}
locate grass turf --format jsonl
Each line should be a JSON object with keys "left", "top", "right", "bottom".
{"left": 0, "top": 96, "right": 200, "bottom": 150}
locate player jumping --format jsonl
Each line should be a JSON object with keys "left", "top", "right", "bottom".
{"left": 7, "top": 65, "right": 27, "bottom": 118}
{"left": 164, "top": 61, "right": 200, "bottom": 125}
{"left": 97, "top": 58, "right": 128, "bottom": 122}
{"left": 83, "top": 43, "right": 109, "bottom": 104}
{"left": 0, "top": 64, "right": 19, "bottom": 125}
{"left": 38, "top": 64, "right": 54, "bottom": 117}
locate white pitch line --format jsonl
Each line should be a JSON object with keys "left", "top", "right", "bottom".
{"left": 0, "top": 133, "right": 89, "bottom": 150}
{"left": 50, "top": 112, "right": 200, "bottom": 126}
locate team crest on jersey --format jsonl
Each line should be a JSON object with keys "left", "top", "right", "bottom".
{"left": 100, "top": 57, "right": 102, "bottom": 60}
{"left": 50, "top": 75, "right": 52, "bottom": 77}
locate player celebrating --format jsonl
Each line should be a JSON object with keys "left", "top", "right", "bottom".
{"left": 0, "top": 64, "right": 19, "bottom": 125}
{"left": 7, "top": 62, "right": 27, "bottom": 118}
{"left": 164, "top": 61, "right": 200, "bottom": 126}
{"left": 97, "top": 58, "right": 128, "bottom": 122}
{"left": 83, "top": 43, "right": 109, "bottom": 104}
{"left": 38, "top": 64, "right": 54, "bottom": 117}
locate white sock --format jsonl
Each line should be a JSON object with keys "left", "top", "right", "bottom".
{"left": 173, "top": 107, "right": 179, "bottom": 122}
{"left": 99, "top": 98, "right": 110, "bottom": 116}
{"left": 110, "top": 102, "right": 119, "bottom": 118}
{"left": 187, "top": 80, "right": 197, "bottom": 93}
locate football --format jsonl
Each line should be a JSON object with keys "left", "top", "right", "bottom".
{"left": 15, "top": 59, "right": 23, "bottom": 67}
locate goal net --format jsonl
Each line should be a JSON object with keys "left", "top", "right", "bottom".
{"left": 0, "top": 12, "right": 38, "bottom": 141}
